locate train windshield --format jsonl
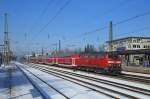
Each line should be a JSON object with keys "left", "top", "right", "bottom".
{"left": 108, "top": 53, "right": 119, "bottom": 59}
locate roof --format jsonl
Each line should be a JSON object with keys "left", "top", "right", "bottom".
{"left": 106, "top": 36, "right": 150, "bottom": 43}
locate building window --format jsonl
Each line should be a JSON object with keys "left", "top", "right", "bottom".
{"left": 137, "top": 39, "right": 141, "bottom": 43}
{"left": 128, "top": 40, "right": 132, "bottom": 43}
{"left": 133, "top": 45, "right": 136, "bottom": 48}
{"left": 133, "top": 40, "right": 136, "bottom": 43}
{"left": 137, "top": 45, "right": 140, "bottom": 48}
{"left": 143, "top": 45, "right": 150, "bottom": 48}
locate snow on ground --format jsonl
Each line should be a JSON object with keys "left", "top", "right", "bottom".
{"left": 15, "top": 62, "right": 112, "bottom": 99}
{"left": 122, "top": 71, "right": 150, "bottom": 78}
{"left": 0, "top": 64, "right": 43, "bottom": 99}
{"left": 31, "top": 64, "right": 150, "bottom": 98}
{"left": 20, "top": 65, "right": 67, "bottom": 99}
{"left": 30, "top": 63, "right": 150, "bottom": 91}
{"left": 0, "top": 66, "right": 10, "bottom": 99}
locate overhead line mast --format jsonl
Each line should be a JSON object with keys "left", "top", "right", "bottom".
{"left": 109, "top": 21, "right": 113, "bottom": 51}
{"left": 3, "top": 13, "right": 10, "bottom": 66}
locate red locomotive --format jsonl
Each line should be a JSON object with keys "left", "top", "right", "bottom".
{"left": 31, "top": 51, "right": 122, "bottom": 75}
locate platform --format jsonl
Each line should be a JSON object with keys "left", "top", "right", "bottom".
{"left": 0, "top": 64, "right": 43, "bottom": 99}
{"left": 122, "top": 66, "right": 150, "bottom": 74}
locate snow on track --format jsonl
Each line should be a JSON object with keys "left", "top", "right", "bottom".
{"left": 15, "top": 62, "right": 112, "bottom": 99}
{"left": 31, "top": 64, "right": 150, "bottom": 99}
{"left": 122, "top": 71, "right": 150, "bottom": 78}
{"left": 30, "top": 63, "right": 150, "bottom": 91}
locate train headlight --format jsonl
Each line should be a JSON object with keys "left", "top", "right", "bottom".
{"left": 116, "top": 61, "right": 121, "bottom": 64}
{"left": 108, "top": 61, "right": 114, "bottom": 63}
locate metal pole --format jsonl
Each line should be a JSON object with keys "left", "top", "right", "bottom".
{"left": 59, "top": 40, "right": 61, "bottom": 53}
{"left": 109, "top": 21, "right": 113, "bottom": 51}
{"left": 3, "top": 13, "right": 10, "bottom": 66}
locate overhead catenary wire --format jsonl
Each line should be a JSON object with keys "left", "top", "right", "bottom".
{"left": 29, "top": 0, "right": 72, "bottom": 48}
{"left": 29, "top": 2, "right": 150, "bottom": 52}
{"left": 33, "top": 25, "right": 150, "bottom": 52}
{"left": 86, "top": 11, "right": 150, "bottom": 35}
{"left": 28, "top": 0, "right": 54, "bottom": 33}
{"left": 37, "top": 0, "right": 72, "bottom": 34}
{"left": 31, "top": 9, "right": 150, "bottom": 52}
{"left": 64, "top": 10, "right": 150, "bottom": 43}
{"left": 29, "top": 0, "right": 129, "bottom": 49}
{"left": 115, "top": 26, "right": 150, "bottom": 38}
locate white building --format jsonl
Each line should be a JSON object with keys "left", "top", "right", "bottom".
{"left": 106, "top": 37, "right": 150, "bottom": 51}
{"left": 105, "top": 37, "right": 150, "bottom": 66}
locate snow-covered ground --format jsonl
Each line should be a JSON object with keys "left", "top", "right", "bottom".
{"left": 29, "top": 63, "right": 150, "bottom": 99}
{"left": 0, "top": 66, "right": 10, "bottom": 99}
{"left": 122, "top": 71, "right": 150, "bottom": 78}
{"left": 20, "top": 62, "right": 150, "bottom": 98}
{"left": 15, "top": 62, "right": 113, "bottom": 99}
{"left": 0, "top": 64, "right": 43, "bottom": 99}
{"left": 29, "top": 63, "right": 150, "bottom": 91}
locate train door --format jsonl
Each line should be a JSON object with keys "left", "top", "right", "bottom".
{"left": 56, "top": 58, "right": 58, "bottom": 64}
{"left": 72, "top": 58, "right": 76, "bottom": 66}
{"left": 52, "top": 58, "right": 55, "bottom": 64}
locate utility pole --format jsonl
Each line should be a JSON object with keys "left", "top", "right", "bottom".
{"left": 3, "top": 13, "right": 10, "bottom": 66}
{"left": 55, "top": 44, "right": 57, "bottom": 54}
{"left": 58, "top": 40, "right": 61, "bottom": 53}
{"left": 41, "top": 48, "right": 44, "bottom": 56}
{"left": 109, "top": 21, "right": 113, "bottom": 51}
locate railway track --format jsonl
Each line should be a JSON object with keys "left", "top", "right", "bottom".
{"left": 119, "top": 74, "right": 150, "bottom": 84}
{"left": 36, "top": 62, "right": 150, "bottom": 84}
{"left": 28, "top": 63, "right": 150, "bottom": 99}
{"left": 16, "top": 64, "right": 69, "bottom": 99}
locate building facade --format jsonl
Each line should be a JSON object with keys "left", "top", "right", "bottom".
{"left": 106, "top": 37, "right": 150, "bottom": 51}
{"left": 105, "top": 37, "right": 150, "bottom": 67}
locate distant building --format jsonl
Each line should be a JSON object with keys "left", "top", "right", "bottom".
{"left": 105, "top": 37, "right": 150, "bottom": 67}
{"left": 106, "top": 37, "right": 150, "bottom": 51}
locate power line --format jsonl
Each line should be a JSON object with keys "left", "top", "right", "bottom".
{"left": 29, "top": 0, "right": 72, "bottom": 49}
{"left": 115, "top": 26, "right": 150, "bottom": 37}
{"left": 30, "top": 0, "right": 128, "bottom": 50}
{"left": 30, "top": 2, "right": 150, "bottom": 51}
{"left": 38, "top": 0, "right": 72, "bottom": 34}
{"left": 28, "top": 0, "right": 54, "bottom": 33}
{"left": 32, "top": 0, "right": 128, "bottom": 44}
{"left": 80, "top": 10, "right": 150, "bottom": 37}
{"left": 100, "top": 0, "right": 130, "bottom": 17}
{"left": 33, "top": 9, "right": 150, "bottom": 52}
{"left": 114, "top": 11, "right": 150, "bottom": 26}
{"left": 61, "top": 10, "right": 150, "bottom": 44}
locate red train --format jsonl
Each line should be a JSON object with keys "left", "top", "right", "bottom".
{"left": 31, "top": 52, "right": 122, "bottom": 75}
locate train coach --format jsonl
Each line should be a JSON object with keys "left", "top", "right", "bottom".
{"left": 31, "top": 51, "right": 122, "bottom": 75}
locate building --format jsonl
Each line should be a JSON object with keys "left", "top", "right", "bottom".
{"left": 106, "top": 37, "right": 150, "bottom": 51}
{"left": 105, "top": 37, "right": 150, "bottom": 67}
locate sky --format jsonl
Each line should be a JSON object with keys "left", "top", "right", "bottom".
{"left": 0, "top": 0, "right": 150, "bottom": 56}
